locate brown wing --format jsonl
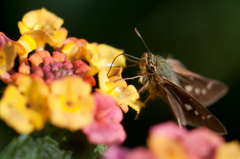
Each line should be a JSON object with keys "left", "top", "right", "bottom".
{"left": 166, "top": 59, "right": 228, "bottom": 107}
{"left": 158, "top": 77, "right": 227, "bottom": 134}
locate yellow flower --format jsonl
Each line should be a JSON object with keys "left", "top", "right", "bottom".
{"left": 61, "top": 38, "right": 87, "bottom": 62}
{"left": 215, "top": 141, "right": 240, "bottom": 159}
{"left": 0, "top": 76, "right": 50, "bottom": 134}
{"left": 18, "top": 8, "right": 67, "bottom": 50}
{"left": 83, "top": 43, "right": 126, "bottom": 75}
{"left": 147, "top": 135, "right": 187, "bottom": 159}
{"left": 48, "top": 76, "right": 95, "bottom": 131}
{"left": 18, "top": 8, "right": 63, "bottom": 36}
{"left": 0, "top": 41, "right": 18, "bottom": 74}
{"left": 98, "top": 67, "right": 144, "bottom": 113}
{"left": 16, "top": 34, "right": 37, "bottom": 64}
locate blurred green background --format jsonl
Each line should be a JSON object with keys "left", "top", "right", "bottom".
{"left": 1, "top": 0, "right": 240, "bottom": 150}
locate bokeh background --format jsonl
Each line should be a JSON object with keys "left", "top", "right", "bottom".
{"left": 1, "top": 0, "right": 240, "bottom": 150}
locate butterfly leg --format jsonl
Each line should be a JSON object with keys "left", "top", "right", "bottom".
{"left": 138, "top": 81, "right": 149, "bottom": 93}
{"left": 114, "top": 75, "right": 142, "bottom": 83}
{"left": 143, "top": 92, "right": 158, "bottom": 104}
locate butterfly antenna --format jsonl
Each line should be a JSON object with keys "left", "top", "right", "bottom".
{"left": 135, "top": 27, "right": 151, "bottom": 53}
{"left": 107, "top": 53, "right": 141, "bottom": 76}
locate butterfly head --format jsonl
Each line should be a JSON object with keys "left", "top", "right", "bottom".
{"left": 139, "top": 52, "right": 157, "bottom": 75}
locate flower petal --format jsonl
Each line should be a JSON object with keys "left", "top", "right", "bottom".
{"left": 48, "top": 77, "right": 95, "bottom": 131}
{"left": 82, "top": 92, "right": 126, "bottom": 145}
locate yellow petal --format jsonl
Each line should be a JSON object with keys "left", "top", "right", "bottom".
{"left": 97, "top": 44, "right": 126, "bottom": 67}
{"left": 0, "top": 77, "right": 49, "bottom": 134}
{"left": 53, "top": 27, "right": 68, "bottom": 47}
{"left": 48, "top": 77, "right": 95, "bottom": 131}
{"left": 0, "top": 48, "right": 6, "bottom": 74}
{"left": 84, "top": 43, "right": 126, "bottom": 75}
{"left": 18, "top": 34, "right": 37, "bottom": 52}
{"left": 98, "top": 68, "right": 144, "bottom": 113}
{"left": 19, "top": 8, "right": 64, "bottom": 35}
{"left": 3, "top": 41, "right": 17, "bottom": 71}
{"left": 215, "top": 141, "right": 240, "bottom": 159}
{"left": 61, "top": 39, "right": 87, "bottom": 62}
{"left": 0, "top": 85, "right": 34, "bottom": 134}
{"left": 147, "top": 135, "right": 187, "bottom": 159}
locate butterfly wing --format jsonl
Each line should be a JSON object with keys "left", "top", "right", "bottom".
{"left": 158, "top": 77, "right": 227, "bottom": 134}
{"left": 166, "top": 59, "right": 228, "bottom": 107}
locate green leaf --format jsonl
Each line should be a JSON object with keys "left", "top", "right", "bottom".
{"left": 32, "top": 124, "right": 97, "bottom": 159}
{"left": 92, "top": 144, "right": 108, "bottom": 159}
{"left": 94, "top": 144, "right": 108, "bottom": 155}
{"left": 0, "top": 134, "right": 72, "bottom": 159}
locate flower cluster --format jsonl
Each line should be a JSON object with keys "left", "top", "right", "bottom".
{"left": 104, "top": 122, "right": 240, "bottom": 159}
{"left": 0, "top": 8, "right": 143, "bottom": 145}
{"left": 1, "top": 7, "right": 239, "bottom": 159}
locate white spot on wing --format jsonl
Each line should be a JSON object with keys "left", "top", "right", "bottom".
{"left": 185, "top": 85, "right": 193, "bottom": 92}
{"left": 207, "top": 115, "right": 212, "bottom": 119}
{"left": 201, "top": 116, "right": 205, "bottom": 120}
{"left": 184, "top": 104, "right": 192, "bottom": 110}
{"left": 201, "top": 89, "right": 207, "bottom": 95}
{"left": 194, "top": 110, "right": 199, "bottom": 116}
{"left": 195, "top": 88, "right": 200, "bottom": 95}
{"left": 207, "top": 81, "right": 213, "bottom": 90}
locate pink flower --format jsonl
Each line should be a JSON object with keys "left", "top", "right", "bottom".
{"left": 182, "top": 128, "right": 224, "bottom": 159}
{"left": 82, "top": 92, "right": 126, "bottom": 145}
{"left": 125, "top": 147, "right": 156, "bottom": 159}
{"left": 103, "top": 146, "right": 155, "bottom": 159}
{"left": 103, "top": 146, "right": 129, "bottom": 159}
{"left": 149, "top": 121, "right": 187, "bottom": 140}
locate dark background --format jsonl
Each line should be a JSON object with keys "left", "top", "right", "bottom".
{"left": 1, "top": 0, "right": 240, "bottom": 150}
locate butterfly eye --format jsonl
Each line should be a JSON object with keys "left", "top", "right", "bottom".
{"left": 147, "top": 65, "right": 155, "bottom": 73}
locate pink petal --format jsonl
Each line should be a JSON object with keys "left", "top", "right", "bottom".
{"left": 182, "top": 128, "right": 225, "bottom": 159}
{"left": 82, "top": 92, "right": 126, "bottom": 145}
{"left": 0, "top": 32, "right": 14, "bottom": 49}
{"left": 103, "top": 146, "right": 129, "bottom": 159}
{"left": 125, "top": 147, "right": 156, "bottom": 159}
{"left": 149, "top": 121, "right": 187, "bottom": 140}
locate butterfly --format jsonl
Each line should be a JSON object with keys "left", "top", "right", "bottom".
{"left": 113, "top": 28, "right": 228, "bottom": 134}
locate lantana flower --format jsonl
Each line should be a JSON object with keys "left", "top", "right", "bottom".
{"left": 104, "top": 122, "right": 237, "bottom": 159}
{"left": 83, "top": 43, "right": 126, "bottom": 75}
{"left": 60, "top": 37, "right": 88, "bottom": 62}
{"left": 98, "top": 67, "right": 144, "bottom": 114}
{"left": 48, "top": 76, "right": 95, "bottom": 131}
{"left": 147, "top": 122, "right": 188, "bottom": 159}
{"left": 0, "top": 41, "right": 17, "bottom": 74}
{"left": 18, "top": 8, "right": 67, "bottom": 50}
{"left": 0, "top": 75, "right": 49, "bottom": 134}
{"left": 0, "top": 33, "right": 19, "bottom": 83}
{"left": 215, "top": 141, "right": 240, "bottom": 159}
{"left": 82, "top": 92, "right": 126, "bottom": 145}
{"left": 104, "top": 146, "right": 155, "bottom": 159}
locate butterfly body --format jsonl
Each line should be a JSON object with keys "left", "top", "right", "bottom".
{"left": 137, "top": 52, "right": 228, "bottom": 134}
{"left": 139, "top": 53, "right": 180, "bottom": 85}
